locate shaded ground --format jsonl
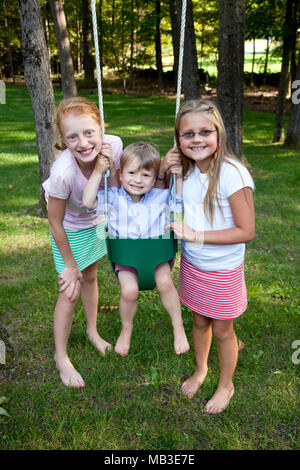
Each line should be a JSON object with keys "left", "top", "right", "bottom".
{"left": 99, "top": 82, "right": 287, "bottom": 114}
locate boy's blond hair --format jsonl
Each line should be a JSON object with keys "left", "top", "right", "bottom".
{"left": 120, "top": 142, "right": 161, "bottom": 174}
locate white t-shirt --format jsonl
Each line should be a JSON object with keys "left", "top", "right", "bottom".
{"left": 181, "top": 158, "right": 255, "bottom": 271}
{"left": 42, "top": 134, "right": 123, "bottom": 230}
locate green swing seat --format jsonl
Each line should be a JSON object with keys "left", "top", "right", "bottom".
{"left": 106, "top": 231, "right": 178, "bottom": 290}
{"left": 104, "top": 171, "right": 178, "bottom": 291}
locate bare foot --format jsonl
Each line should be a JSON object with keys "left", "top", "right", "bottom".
{"left": 204, "top": 385, "right": 234, "bottom": 414}
{"left": 87, "top": 331, "right": 112, "bottom": 356}
{"left": 181, "top": 367, "right": 208, "bottom": 398}
{"left": 55, "top": 356, "right": 85, "bottom": 388}
{"left": 173, "top": 325, "right": 190, "bottom": 355}
{"left": 114, "top": 327, "right": 132, "bottom": 356}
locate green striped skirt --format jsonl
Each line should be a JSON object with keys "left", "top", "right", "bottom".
{"left": 50, "top": 222, "right": 107, "bottom": 274}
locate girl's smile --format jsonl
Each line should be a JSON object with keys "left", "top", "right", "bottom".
{"left": 61, "top": 113, "right": 103, "bottom": 168}
{"left": 179, "top": 112, "right": 218, "bottom": 172}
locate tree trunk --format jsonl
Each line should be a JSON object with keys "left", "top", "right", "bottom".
{"left": 155, "top": 0, "right": 164, "bottom": 92}
{"left": 284, "top": 49, "right": 300, "bottom": 148}
{"left": 76, "top": 18, "right": 82, "bottom": 75}
{"left": 251, "top": 38, "right": 255, "bottom": 87}
{"left": 169, "top": 0, "right": 179, "bottom": 81}
{"left": 121, "top": 0, "right": 126, "bottom": 91}
{"left": 217, "top": 0, "right": 246, "bottom": 158}
{"left": 273, "top": 0, "right": 297, "bottom": 142}
{"left": 263, "top": 36, "right": 270, "bottom": 85}
{"left": 3, "top": 0, "right": 14, "bottom": 82}
{"left": 50, "top": 0, "right": 77, "bottom": 98}
{"left": 18, "top": 0, "right": 56, "bottom": 217}
{"left": 176, "top": 0, "right": 201, "bottom": 101}
{"left": 82, "top": 0, "right": 94, "bottom": 87}
{"left": 43, "top": 1, "right": 51, "bottom": 67}
{"left": 129, "top": 0, "right": 135, "bottom": 89}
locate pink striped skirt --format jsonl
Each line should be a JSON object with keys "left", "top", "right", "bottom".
{"left": 178, "top": 255, "right": 247, "bottom": 320}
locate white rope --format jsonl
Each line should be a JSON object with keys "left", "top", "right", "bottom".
{"left": 91, "top": 0, "right": 105, "bottom": 137}
{"left": 175, "top": 0, "right": 187, "bottom": 133}
{"left": 90, "top": 0, "right": 187, "bottom": 220}
{"left": 172, "top": 0, "right": 187, "bottom": 218}
{"left": 91, "top": 0, "right": 109, "bottom": 200}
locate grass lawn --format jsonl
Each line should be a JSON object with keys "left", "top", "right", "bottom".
{"left": 0, "top": 84, "right": 299, "bottom": 450}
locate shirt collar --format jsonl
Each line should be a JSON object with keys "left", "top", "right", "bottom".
{"left": 119, "top": 185, "right": 150, "bottom": 203}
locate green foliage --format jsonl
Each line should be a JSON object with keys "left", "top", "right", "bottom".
{"left": 246, "top": 0, "right": 286, "bottom": 40}
{"left": 0, "top": 0, "right": 22, "bottom": 77}
{"left": 1, "top": 0, "right": 288, "bottom": 82}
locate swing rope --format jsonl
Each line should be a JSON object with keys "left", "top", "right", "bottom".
{"left": 175, "top": 0, "right": 187, "bottom": 124}
{"left": 172, "top": 0, "right": 187, "bottom": 216}
{"left": 90, "top": 0, "right": 187, "bottom": 289}
{"left": 91, "top": 0, "right": 105, "bottom": 137}
{"left": 91, "top": 0, "right": 186, "bottom": 136}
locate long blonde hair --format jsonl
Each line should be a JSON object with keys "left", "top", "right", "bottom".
{"left": 175, "top": 99, "right": 241, "bottom": 224}
{"left": 55, "top": 97, "right": 102, "bottom": 150}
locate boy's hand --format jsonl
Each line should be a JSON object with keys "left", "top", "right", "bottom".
{"left": 95, "top": 153, "right": 110, "bottom": 173}
{"left": 100, "top": 141, "right": 115, "bottom": 169}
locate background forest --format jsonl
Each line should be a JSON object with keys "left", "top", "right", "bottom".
{"left": 0, "top": 0, "right": 296, "bottom": 86}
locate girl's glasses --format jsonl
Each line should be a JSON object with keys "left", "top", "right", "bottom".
{"left": 179, "top": 130, "right": 217, "bottom": 139}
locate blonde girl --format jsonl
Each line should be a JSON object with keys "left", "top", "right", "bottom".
{"left": 165, "top": 99, "right": 255, "bottom": 413}
{"left": 43, "top": 97, "right": 122, "bottom": 387}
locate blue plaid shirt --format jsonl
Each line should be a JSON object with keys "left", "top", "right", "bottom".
{"left": 93, "top": 186, "right": 183, "bottom": 239}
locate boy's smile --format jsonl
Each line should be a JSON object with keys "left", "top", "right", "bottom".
{"left": 119, "top": 157, "right": 156, "bottom": 202}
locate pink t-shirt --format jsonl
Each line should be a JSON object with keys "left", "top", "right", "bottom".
{"left": 43, "top": 134, "right": 123, "bottom": 230}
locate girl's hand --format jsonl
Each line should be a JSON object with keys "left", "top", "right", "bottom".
{"left": 167, "top": 221, "right": 203, "bottom": 244}
{"left": 58, "top": 265, "right": 83, "bottom": 301}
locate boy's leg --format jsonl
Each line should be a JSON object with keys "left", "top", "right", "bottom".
{"left": 115, "top": 270, "right": 139, "bottom": 356}
{"left": 204, "top": 319, "right": 237, "bottom": 414}
{"left": 182, "top": 312, "right": 211, "bottom": 397}
{"left": 155, "top": 263, "right": 189, "bottom": 354}
{"left": 81, "top": 261, "right": 112, "bottom": 355}
{"left": 54, "top": 283, "right": 85, "bottom": 387}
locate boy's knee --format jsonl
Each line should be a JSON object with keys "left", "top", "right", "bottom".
{"left": 121, "top": 285, "right": 139, "bottom": 302}
{"left": 155, "top": 272, "right": 174, "bottom": 293}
